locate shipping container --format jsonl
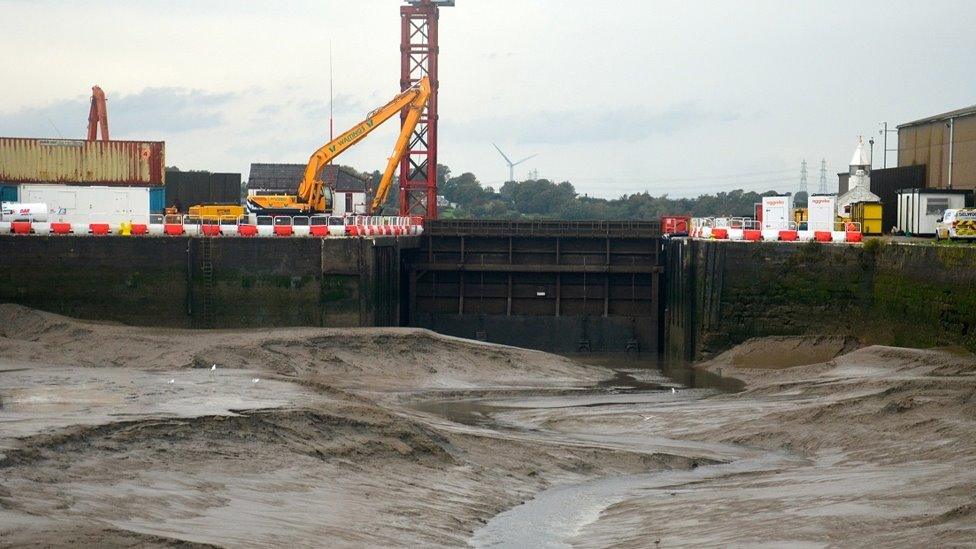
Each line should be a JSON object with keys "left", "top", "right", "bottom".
{"left": 851, "top": 201, "right": 883, "bottom": 235}
{"left": 164, "top": 171, "right": 241, "bottom": 211}
{"left": 660, "top": 215, "right": 690, "bottom": 235}
{"left": 150, "top": 187, "right": 165, "bottom": 214}
{"left": 18, "top": 184, "right": 154, "bottom": 224}
{"left": 896, "top": 188, "right": 971, "bottom": 236}
{"left": 0, "top": 137, "right": 165, "bottom": 186}
{"left": 0, "top": 185, "right": 17, "bottom": 202}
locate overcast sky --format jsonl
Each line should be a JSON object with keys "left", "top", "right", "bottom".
{"left": 1, "top": 0, "right": 974, "bottom": 198}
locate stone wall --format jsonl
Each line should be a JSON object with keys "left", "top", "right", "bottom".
{"left": 666, "top": 239, "right": 976, "bottom": 360}
{"left": 0, "top": 236, "right": 413, "bottom": 329}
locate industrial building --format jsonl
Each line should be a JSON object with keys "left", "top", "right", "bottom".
{"left": 898, "top": 104, "right": 976, "bottom": 190}
{"left": 247, "top": 163, "right": 369, "bottom": 216}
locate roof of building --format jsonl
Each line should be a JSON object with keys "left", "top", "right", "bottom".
{"left": 850, "top": 136, "right": 870, "bottom": 168}
{"left": 247, "top": 163, "right": 367, "bottom": 193}
{"left": 897, "top": 104, "right": 976, "bottom": 129}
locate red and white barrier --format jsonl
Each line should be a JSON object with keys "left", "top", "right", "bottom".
{"left": 2, "top": 212, "right": 425, "bottom": 239}
{"left": 689, "top": 217, "right": 863, "bottom": 244}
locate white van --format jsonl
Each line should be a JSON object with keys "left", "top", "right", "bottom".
{"left": 935, "top": 208, "right": 976, "bottom": 240}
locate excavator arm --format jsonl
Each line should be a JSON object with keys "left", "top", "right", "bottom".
{"left": 87, "top": 86, "right": 109, "bottom": 141}
{"left": 370, "top": 81, "right": 429, "bottom": 213}
{"left": 291, "top": 77, "right": 431, "bottom": 213}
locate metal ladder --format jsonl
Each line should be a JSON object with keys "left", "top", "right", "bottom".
{"left": 200, "top": 237, "right": 216, "bottom": 328}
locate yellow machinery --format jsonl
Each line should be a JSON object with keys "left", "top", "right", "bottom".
{"left": 793, "top": 208, "right": 808, "bottom": 224}
{"left": 851, "top": 201, "right": 883, "bottom": 235}
{"left": 246, "top": 77, "right": 431, "bottom": 216}
{"left": 187, "top": 204, "right": 245, "bottom": 221}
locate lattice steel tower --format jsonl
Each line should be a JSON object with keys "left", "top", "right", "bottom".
{"left": 818, "top": 159, "right": 828, "bottom": 194}
{"left": 799, "top": 159, "right": 808, "bottom": 196}
{"left": 399, "top": 0, "right": 454, "bottom": 219}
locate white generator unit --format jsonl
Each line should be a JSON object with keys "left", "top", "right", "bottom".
{"left": 18, "top": 184, "right": 152, "bottom": 224}
{"left": 807, "top": 194, "right": 837, "bottom": 231}
{"left": 761, "top": 194, "right": 794, "bottom": 230}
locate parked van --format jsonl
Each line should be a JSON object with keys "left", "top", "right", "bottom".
{"left": 935, "top": 208, "right": 976, "bottom": 240}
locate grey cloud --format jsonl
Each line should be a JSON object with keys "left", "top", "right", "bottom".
{"left": 447, "top": 104, "right": 739, "bottom": 145}
{"left": 0, "top": 87, "right": 236, "bottom": 138}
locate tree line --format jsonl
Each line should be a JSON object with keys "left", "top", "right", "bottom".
{"left": 407, "top": 164, "right": 801, "bottom": 220}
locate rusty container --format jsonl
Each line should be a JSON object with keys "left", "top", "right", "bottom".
{"left": 0, "top": 137, "right": 165, "bottom": 186}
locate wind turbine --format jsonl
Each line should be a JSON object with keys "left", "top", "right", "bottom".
{"left": 493, "top": 143, "right": 538, "bottom": 182}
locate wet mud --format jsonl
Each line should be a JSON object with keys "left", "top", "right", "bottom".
{"left": 1, "top": 305, "right": 974, "bottom": 547}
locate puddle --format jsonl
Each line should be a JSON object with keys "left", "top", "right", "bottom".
{"left": 470, "top": 454, "right": 800, "bottom": 548}
{"left": 568, "top": 352, "right": 745, "bottom": 393}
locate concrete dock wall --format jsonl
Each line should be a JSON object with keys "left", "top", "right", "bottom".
{"left": 0, "top": 236, "right": 412, "bottom": 329}
{"left": 666, "top": 239, "right": 976, "bottom": 360}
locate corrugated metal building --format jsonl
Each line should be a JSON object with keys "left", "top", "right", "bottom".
{"left": 164, "top": 171, "right": 242, "bottom": 211}
{"left": 0, "top": 137, "right": 165, "bottom": 186}
{"left": 898, "top": 104, "right": 976, "bottom": 190}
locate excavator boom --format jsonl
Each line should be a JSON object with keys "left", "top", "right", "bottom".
{"left": 87, "top": 86, "right": 109, "bottom": 141}
{"left": 247, "top": 77, "right": 430, "bottom": 216}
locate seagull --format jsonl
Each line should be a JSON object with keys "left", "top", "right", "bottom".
{"left": 641, "top": 415, "right": 653, "bottom": 421}
{"left": 251, "top": 378, "right": 260, "bottom": 383}
{"left": 168, "top": 379, "right": 175, "bottom": 384}
{"left": 210, "top": 364, "right": 217, "bottom": 377}
{"left": 671, "top": 387, "right": 676, "bottom": 394}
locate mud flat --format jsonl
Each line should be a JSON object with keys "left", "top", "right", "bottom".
{"left": 1, "top": 305, "right": 974, "bottom": 547}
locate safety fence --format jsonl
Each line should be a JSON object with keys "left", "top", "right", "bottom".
{"left": 689, "top": 217, "right": 863, "bottom": 243}
{"left": 0, "top": 214, "right": 425, "bottom": 238}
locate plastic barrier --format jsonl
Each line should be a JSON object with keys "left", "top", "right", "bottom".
{"left": 778, "top": 230, "right": 798, "bottom": 241}
{"left": 2, "top": 213, "right": 425, "bottom": 239}
{"left": 846, "top": 231, "right": 863, "bottom": 243}
{"left": 238, "top": 224, "right": 258, "bottom": 237}
{"left": 831, "top": 231, "right": 847, "bottom": 243}
{"left": 814, "top": 231, "right": 832, "bottom": 242}
{"left": 743, "top": 229, "right": 762, "bottom": 241}
{"left": 711, "top": 228, "right": 728, "bottom": 239}
{"left": 728, "top": 228, "right": 745, "bottom": 241}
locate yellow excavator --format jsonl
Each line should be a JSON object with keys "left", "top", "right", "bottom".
{"left": 246, "top": 76, "right": 431, "bottom": 216}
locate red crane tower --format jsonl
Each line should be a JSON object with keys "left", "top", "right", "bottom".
{"left": 398, "top": 0, "right": 453, "bottom": 219}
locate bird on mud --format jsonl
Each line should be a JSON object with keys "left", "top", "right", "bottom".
{"left": 641, "top": 415, "right": 654, "bottom": 422}
{"left": 168, "top": 379, "right": 175, "bottom": 384}
{"left": 671, "top": 387, "right": 676, "bottom": 394}
{"left": 210, "top": 364, "right": 217, "bottom": 378}
{"left": 251, "top": 378, "right": 260, "bottom": 383}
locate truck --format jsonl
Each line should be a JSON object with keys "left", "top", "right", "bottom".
{"left": 935, "top": 208, "right": 976, "bottom": 240}
{"left": 1, "top": 202, "right": 48, "bottom": 222}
